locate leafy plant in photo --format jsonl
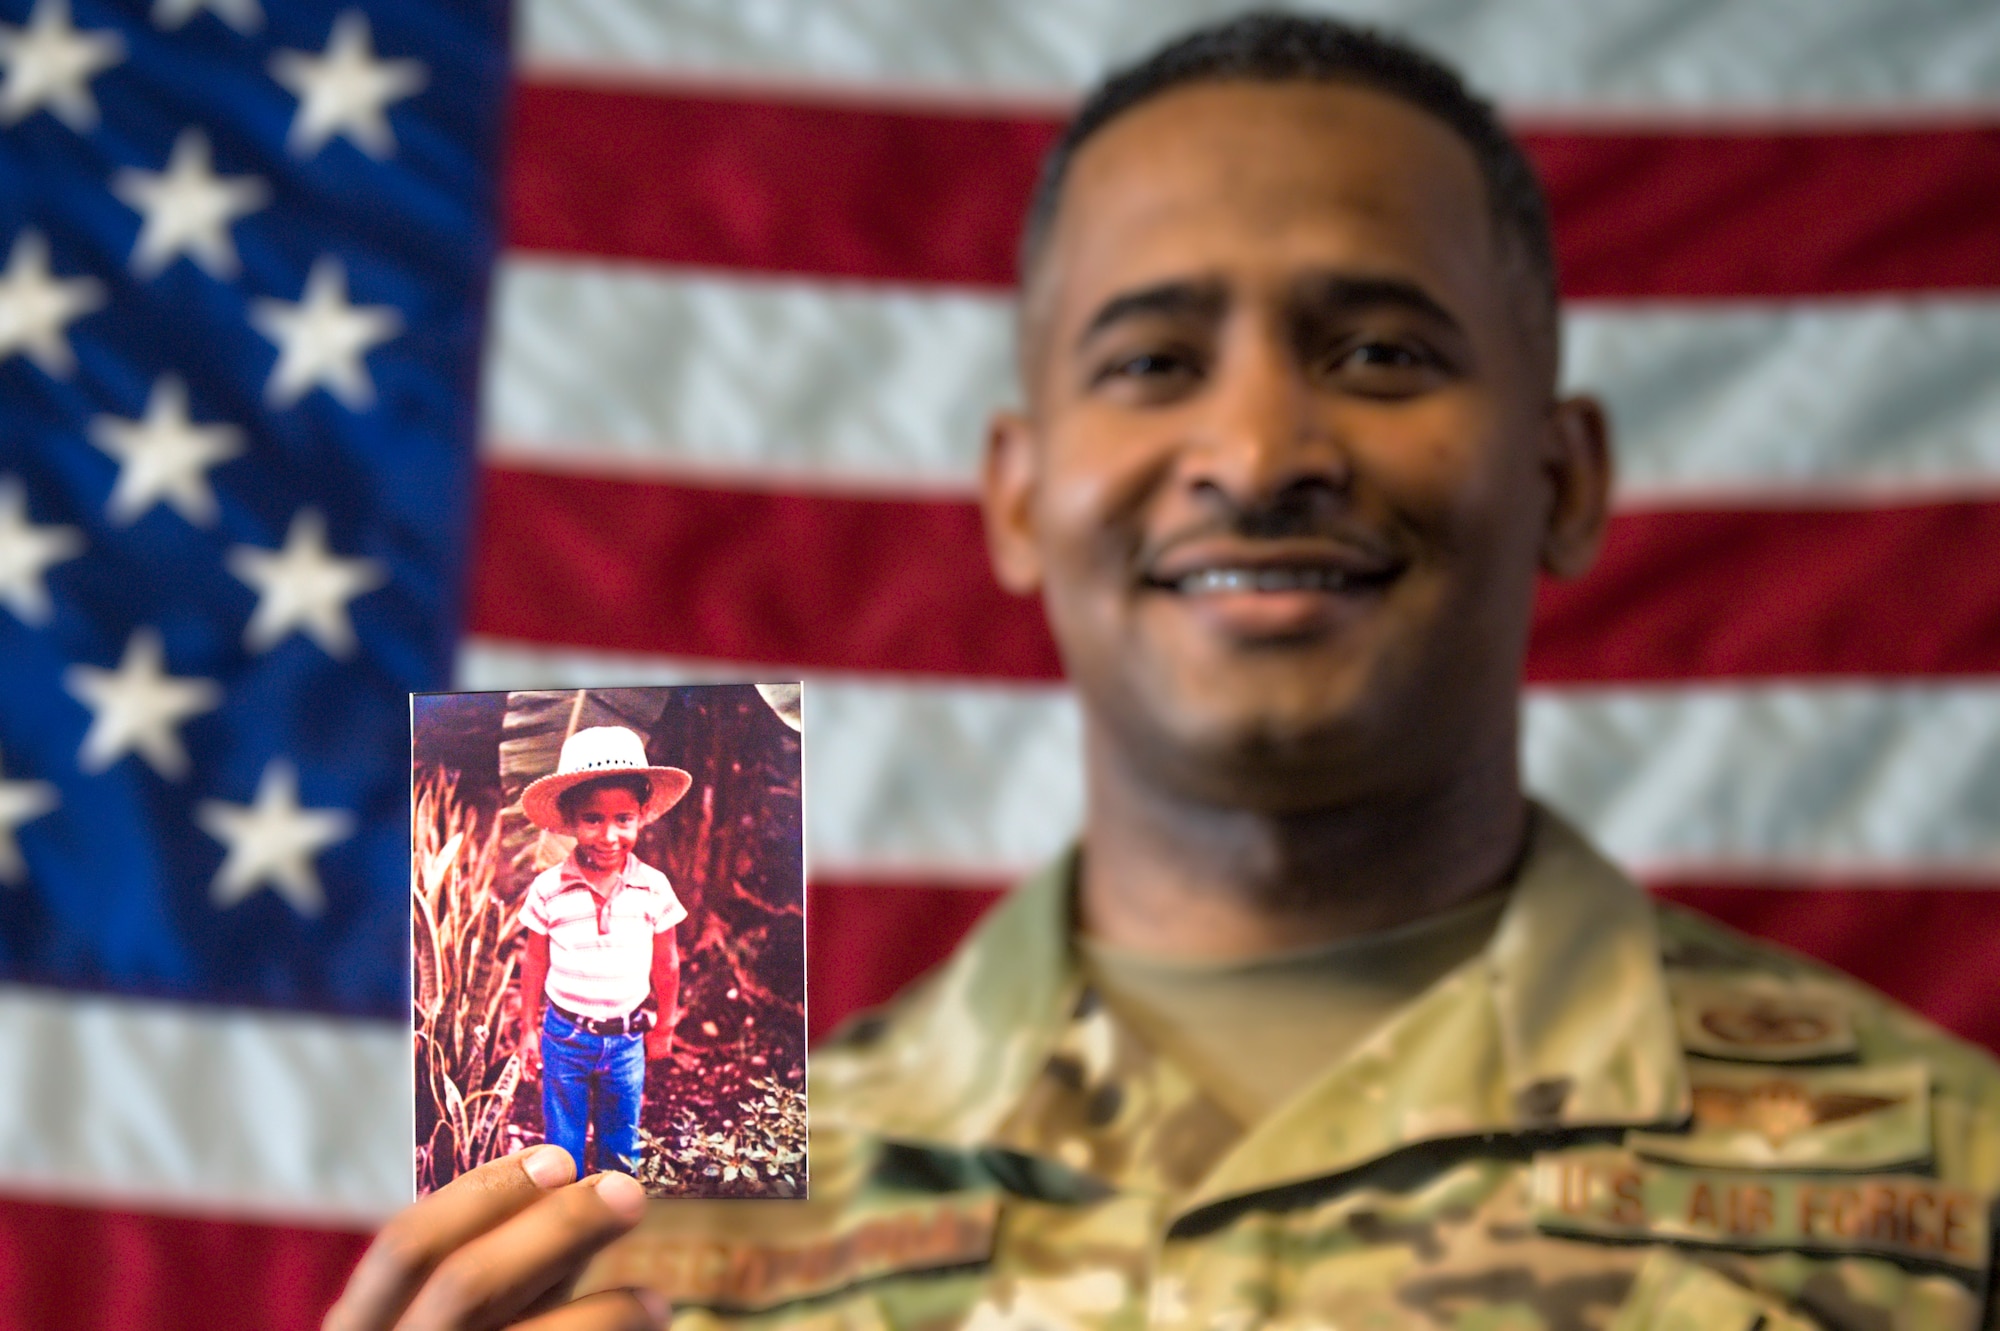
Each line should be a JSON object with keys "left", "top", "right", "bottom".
{"left": 633, "top": 1076, "right": 807, "bottom": 1198}
{"left": 412, "top": 768, "right": 526, "bottom": 1193}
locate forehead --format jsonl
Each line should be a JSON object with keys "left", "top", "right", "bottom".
{"left": 1040, "top": 80, "right": 1501, "bottom": 325}
{"left": 574, "top": 784, "right": 643, "bottom": 811}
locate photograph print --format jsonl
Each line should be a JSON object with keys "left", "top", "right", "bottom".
{"left": 411, "top": 683, "right": 805, "bottom": 1200}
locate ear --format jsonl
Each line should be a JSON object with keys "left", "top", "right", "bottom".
{"left": 1539, "top": 394, "right": 1613, "bottom": 579}
{"left": 981, "top": 408, "right": 1045, "bottom": 595}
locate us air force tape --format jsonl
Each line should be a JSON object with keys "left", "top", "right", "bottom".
{"left": 1531, "top": 1146, "right": 1989, "bottom": 1277}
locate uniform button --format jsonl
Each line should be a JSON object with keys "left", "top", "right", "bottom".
{"left": 1148, "top": 1276, "right": 1188, "bottom": 1325}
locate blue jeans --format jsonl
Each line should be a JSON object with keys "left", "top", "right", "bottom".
{"left": 540, "top": 1007, "right": 646, "bottom": 1173}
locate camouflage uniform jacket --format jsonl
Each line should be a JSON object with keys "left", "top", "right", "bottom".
{"left": 588, "top": 812, "right": 2000, "bottom": 1330}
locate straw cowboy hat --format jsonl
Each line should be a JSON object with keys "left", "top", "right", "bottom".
{"left": 521, "top": 726, "right": 693, "bottom": 833}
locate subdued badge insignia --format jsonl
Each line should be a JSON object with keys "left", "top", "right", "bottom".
{"left": 1669, "top": 973, "right": 1858, "bottom": 1063}
{"left": 1627, "top": 1061, "right": 1929, "bottom": 1171}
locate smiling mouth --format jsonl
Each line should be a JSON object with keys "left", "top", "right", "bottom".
{"left": 1165, "top": 565, "right": 1396, "bottom": 595}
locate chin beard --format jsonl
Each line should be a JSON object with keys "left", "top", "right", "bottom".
{"left": 1097, "top": 702, "right": 1396, "bottom": 813}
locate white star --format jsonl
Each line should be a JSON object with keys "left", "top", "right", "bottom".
{"left": 0, "top": 0, "right": 123, "bottom": 132}
{"left": 198, "top": 758, "right": 350, "bottom": 916}
{"left": 0, "top": 476, "right": 82, "bottom": 626}
{"left": 112, "top": 129, "right": 269, "bottom": 280}
{"left": 249, "top": 256, "right": 400, "bottom": 409}
{"left": 269, "top": 11, "right": 424, "bottom": 160}
{"left": 65, "top": 627, "right": 221, "bottom": 780}
{"left": 151, "top": 0, "right": 262, "bottom": 35}
{"left": 226, "top": 508, "right": 385, "bottom": 658}
{"left": 0, "top": 229, "right": 104, "bottom": 377}
{"left": 88, "top": 375, "right": 244, "bottom": 527}
{"left": 0, "top": 746, "right": 57, "bottom": 885}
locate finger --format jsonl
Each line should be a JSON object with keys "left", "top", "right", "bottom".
{"left": 393, "top": 1172, "right": 649, "bottom": 1331}
{"left": 324, "top": 1145, "right": 575, "bottom": 1331}
{"left": 515, "top": 1289, "right": 668, "bottom": 1331}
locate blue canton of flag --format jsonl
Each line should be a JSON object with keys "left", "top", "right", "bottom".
{"left": 0, "top": 0, "right": 506, "bottom": 1021}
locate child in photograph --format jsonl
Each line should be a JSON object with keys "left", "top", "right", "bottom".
{"left": 516, "top": 725, "right": 693, "bottom": 1174}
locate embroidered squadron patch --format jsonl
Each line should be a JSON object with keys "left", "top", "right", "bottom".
{"left": 591, "top": 1195, "right": 1001, "bottom": 1312}
{"left": 1531, "top": 1147, "right": 1989, "bottom": 1277}
{"left": 1670, "top": 974, "right": 1858, "bottom": 1063}
{"left": 1627, "top": 1060, "right": 1929, "bottom": 1171}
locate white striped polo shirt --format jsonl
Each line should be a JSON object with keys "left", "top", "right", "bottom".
{"left": 520, "top": 853, "right": 688, "bottom": 1020}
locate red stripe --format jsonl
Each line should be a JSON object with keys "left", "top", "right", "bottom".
{"left": 806, "top": 877, "right": 2000, "bottom": 1056}
{"left": 468, "top": 467, "right": 2000, "bottom": 682}
{"left": 505, "top": 82, "right": 2000, "bottom": 297}
{"left": 470, "top": 468, "right": 1059, "bottom": 677}
{"left": 807, "top": 880, "right": 1003, "bottom": 1044}
{"left": 0, "top": 1194, "right": 364, "bottom": 1331}
{"left": 1531, "top": 501, "right": 2000, "bottom": 683}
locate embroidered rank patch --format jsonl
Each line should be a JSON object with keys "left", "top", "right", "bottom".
{"left": 1670, "top": 974, "right": 1858, "bottom": 1063}
{"left": 592, "top": 1195, "right": 1000, "bottom": 1311}
{"left": 1628, "top": 1060, "right": 1929, "bottom": 1171}
{"left": 1531, "top": 1147, "right": 1989, "bottom": 1277}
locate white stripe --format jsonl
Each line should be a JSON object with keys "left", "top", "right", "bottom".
{"left": 519, "top": 0, "right": 2000, "bottom": 113}
{"left": 483, "top": 262, "right": 1008, "bottom": 497}
{"left": 484, "top": 260, "right": 2000, "bottom": 505}
{"left": 1567, "top": 300, "right": 2000, "bottom": 506}
{"left": 0, "top": 987, "right": 408, "bottom": 1223}
{"left": 459, "top": 637, "right": 2000, "bottom": 879}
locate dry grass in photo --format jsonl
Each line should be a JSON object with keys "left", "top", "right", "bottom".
{"left": 412, "top": 769, "right": 527, "bottom": 1194}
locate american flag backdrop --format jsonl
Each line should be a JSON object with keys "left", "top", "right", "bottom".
{"left": 0, "top": 0, "right": 1995, "bottom": 1326}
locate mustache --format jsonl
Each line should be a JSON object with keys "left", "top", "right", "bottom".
{"left": 1135, "top": 485, "right": 1403, "bottom": 567}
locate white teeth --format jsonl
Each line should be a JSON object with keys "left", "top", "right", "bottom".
{"left": 1176, "top": 567, "right": 1353, "bottom": 594}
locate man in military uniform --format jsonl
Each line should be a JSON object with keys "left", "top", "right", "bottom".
{"left": 325, "top": 14, "right": 2000, "bottom": 1331}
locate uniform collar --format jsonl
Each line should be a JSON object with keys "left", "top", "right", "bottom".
{"left": 560, "top": 849, "right": 633, "bottom": 898}
{"left": 1177, "top": 807, "right": 1690, "bottom": 1214}
{"left": 811, "top": 851, "right": 1079, "bottom": 1145}
{"left": 813, "top": 806, "right": 1690, "bottom": 1207}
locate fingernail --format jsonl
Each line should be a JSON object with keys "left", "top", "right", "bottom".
{"left": 591, "top": 1170, "right": 647, "bottom": 1219}
{"left": 521, "top": 1144, "right": 574, "bottom": 1188}
{"left": 634, "top": 1287, "right": 670, "bottom": 1324}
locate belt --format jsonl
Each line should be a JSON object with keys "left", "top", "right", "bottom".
{"left": 550, "top": 1002, "right": 651, "bottom": 1037}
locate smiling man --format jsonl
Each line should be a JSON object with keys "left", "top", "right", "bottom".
{"left": 327, "top": 14, "right": 2000, "bottom": 1331}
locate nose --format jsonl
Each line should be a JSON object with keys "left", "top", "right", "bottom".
{"left": 1179, "top": 322, "right": 1349, "bottom": 513}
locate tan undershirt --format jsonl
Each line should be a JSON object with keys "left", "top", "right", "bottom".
{"left": 1078, "top": 887, "right": 1511, "bottom": 1126}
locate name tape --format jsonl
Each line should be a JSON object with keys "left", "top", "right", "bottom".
{"left": 593, "top": 1195, "right": 1001, "bottom": 1311}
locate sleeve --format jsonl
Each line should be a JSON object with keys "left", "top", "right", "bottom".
{"left": 518, "top": 869, "right": 554, "bottom": 935}
{"left": 653, "top": 881, "right": 689, "bottom": 933}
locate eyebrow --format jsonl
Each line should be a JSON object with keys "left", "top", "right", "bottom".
{"left": 1075, "top": 279, "right": 1228, "bottom": 349}
{"left": 1073, "top": 273, "right": 1464, "bottom": 355}
{"left": 1292, "top": 275, "right": 1461, "bottom": 330}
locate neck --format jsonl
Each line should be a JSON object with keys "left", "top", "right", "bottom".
{"left": 573, "top": 852, "right": 626, "bottom": 892}
{"left": 1077, "top": 721, "right": 1528, "bottom": 961}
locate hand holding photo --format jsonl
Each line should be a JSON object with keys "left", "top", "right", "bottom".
{"left": 411, "top": 684, "right": 805, "bottom": 1200}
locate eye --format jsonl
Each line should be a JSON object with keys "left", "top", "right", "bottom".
{"left": 1312, "top": 335, "right": 1449, "bottom": 395}
{"left": 1347, "top": 340, "right": 1424, "bottom": 368}
{"left": 1095, "top": 349, "right": 1196, "bottom": 384}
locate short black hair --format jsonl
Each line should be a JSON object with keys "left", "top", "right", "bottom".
{"left": 556, "top": 772, "right": 653, "bottom": 825}
{"left": 1019, "top": 11, "right": 1557, "bottom": 346}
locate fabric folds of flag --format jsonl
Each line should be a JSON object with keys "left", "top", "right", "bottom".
{"left": 0, "top": 1, "right": 1996, "bottom": 1327}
